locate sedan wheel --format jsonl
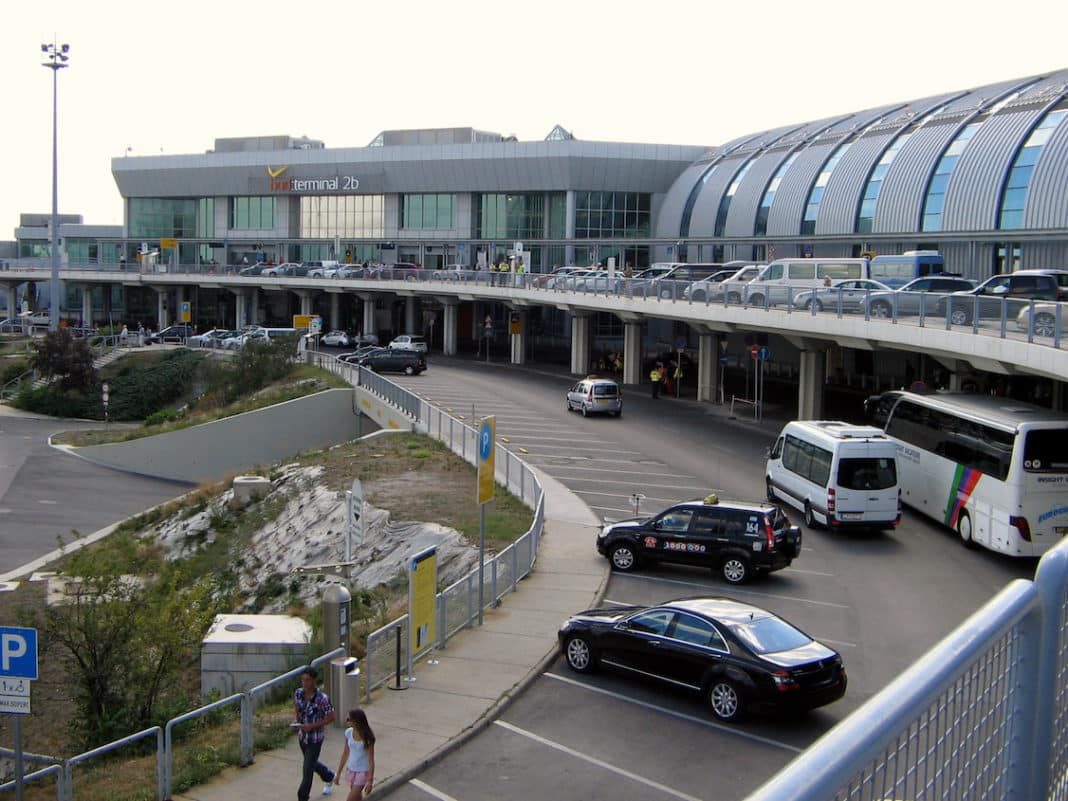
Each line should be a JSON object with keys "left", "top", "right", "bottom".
{"left": 1034, "top": 312, "right": 1056, "bottom": 337}
{"left": 806, "top": 298, "right": 823, "bottom": 312}
{"left": 564, "top": 635, "right": 597, "bottom": 674}
{"left": 708, "top": 679, "right": 744, "bottom": 722}
{"left": 581, "top": 405, "right": 589, "bottom": 417}
{"left": 950, "top": 308, "right": 971, "bottom": 326}
{"left": 721, "top": 556, "right": 750, "bottom": 585}
{"left": 404, "top": 365, "right": 416, "bottom": 376}
{"left": 870, "top": 300, "right": 892, "bottom": 319}
{"left": 727, "top": 292, "right": 742, "bottom": 304}
{"left": 610, "top": 544, "right": 638, "bottom": 572}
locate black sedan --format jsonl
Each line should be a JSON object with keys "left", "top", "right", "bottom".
{"left": 558, "top": 597, "right": 846, "bottom": 722}
{"left": 357, "top": 348, "right": 426, "bottom": 375}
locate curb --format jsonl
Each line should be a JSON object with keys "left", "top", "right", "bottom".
{"left": 372, "top": 556, "right": 613, "bottom": 797}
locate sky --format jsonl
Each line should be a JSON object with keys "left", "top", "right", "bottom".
{"left": 3, "top": 0, "right": 1066, "bottom": 236}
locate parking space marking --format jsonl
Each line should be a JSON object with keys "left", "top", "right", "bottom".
{"left": 410, "top": 779, "right": 462, "bottom": 801}
{"left": 589, "top": 505, "right": 636, "bottom": 515}
{"left": 527, "top": 455, "right": 671, "bottom": 467}
{"left": 573, "top": 490, "right": 685, "bottom": 504}
{"left": 493, "top": 720, "right": 705, "bottom": 801}
{"left": 499, "top": 434, "right": 632, "bottom": 445}
{"left": 531, "top": 464, "right": 697, "bottom": 479}
{"left": 784, "top": 567, "right": 836, "bottom": 577}
{"left": 517, "top": 444, "right": 645, "bottom": 455}
{"left": 613, "top": 572, "right": 852, "bottom": 610}
{"left": 560, "top": 476, "right": 714, "bottom": 492}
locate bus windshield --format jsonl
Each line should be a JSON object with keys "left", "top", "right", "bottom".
{"left": 1023, "top": 428, "right": 1068, "bottom": 472}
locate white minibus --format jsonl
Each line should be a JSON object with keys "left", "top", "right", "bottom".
{"left": 766, "top": 421, "right": 901, "bottom": 529}
{"left": 744, "top": 258, "right": 871, "bottom": 307}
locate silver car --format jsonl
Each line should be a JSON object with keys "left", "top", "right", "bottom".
{"left": 566, "top": 377, "right": 623, "bottom": 418}
{"left": 792, "top": 279, "right": 892, "bottom": 312}
{"left": 861, "top": 276, "right": 976, "bottom": 318}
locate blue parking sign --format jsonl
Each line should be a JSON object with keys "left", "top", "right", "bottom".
{"left": 0, "top": 627, "right": 38, "bottom": 680}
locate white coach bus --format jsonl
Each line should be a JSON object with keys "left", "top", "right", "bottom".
{"left": 883, "top": 392, "right": 1068, "bottom": 556}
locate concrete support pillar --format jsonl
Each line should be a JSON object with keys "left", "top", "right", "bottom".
{"left": 298, "top": 291, "right": 313, "bottom": 317}
{"left": 156, "top": 288, "right": 169, "bottom": 330}
{"left": 570, "top": 313, "right": 591, "bottom": 375}
{"left": 329, "top": 293, "right": 340, "bottom": 331}
{"left": 797, "top": 350, "right": 827, "bottom": 420}
{"left": 947, "top": 372, "right": 962, "bottom": 392}
{"left": 510, "top": 310, "right": 526, "bottom": 365}
{"left": 1051, "top": 381, "right": 1064, "bottom": 412}
{"left": 80, "top": 285, "right": 93, "bottom": 327}
{"left": 4, "top": 285, "right": 17, "bottom": 322}
{"left": 697, "top": 333, "right": 721, "bottom": 403}
{"left": 404, "top": 296, "right": 416, "bottom": 334}
{"left": 231, "top": 290, "right": 248, "bottom": 330}
{"left": 249, "top": 289, "right": 260, "bottom": 325}
{"left": 361, "top": 296, "right": 376, "bottom": 340}
{"left": 623, "top": 321, "right": 642, "bottom": 386}
{"left": 442, "top": 302, "right": 458, "bottom": 356}
{"left": 102, "top": 285, "right": 113, "bottom": 325}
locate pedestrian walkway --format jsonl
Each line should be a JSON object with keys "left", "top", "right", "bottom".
{"left": 175, "top": 470, "right": 608, "bottom": 801}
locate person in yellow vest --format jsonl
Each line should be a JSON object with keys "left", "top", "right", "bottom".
{"left": 673, "top": 361, "right": 684, "bottom": 397}
{"left": 650, "top": 362, "right": 663, "bottom": 399}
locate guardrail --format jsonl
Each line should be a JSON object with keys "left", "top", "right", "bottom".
{"left": 6, "top": 263, "right": 1066, "bottom": 352}
{"left": 310, "top": 351, "right": 546, "bottom": 698}
{"left": 746, "top": 537, "right": 1068, "bottom": 801}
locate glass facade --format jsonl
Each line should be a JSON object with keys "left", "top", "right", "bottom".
{"left": 548, "top": 192, "right": 567, "bottom": 238}
{"left": 755, "top": 152, "right": 799, "bottom": 236}
{"left": 575, "top": 192, "right": 650, "bottom": 238}
{"left": 921, "top": 122, "right": 982, "bottom": 232}
{"left": 998, "top": 107, "right": 1067, "bottom": 229}
{"left": 856, "top": 133, "right": 913, "bottom": 233}
{"left": 300, "top": 195, "right": 385, "bottom": 238}
{"left": 402, "top": 194, "right": 455, "bottom": 229}
{"left": 198, "top": 198, "right": 215, "bottom": 238}
{"left": 801, "top": 143, "right": 850, "bottom": 235}
{"left": 230, "top": 196, "right": 276, "bottom": 230}
{"left": 477, "top": 193, "right": 545, "bottom": 239}
{"left": 715, "top": 158, "right": 756, "bottom": 236}
{"left": 680, "top": 163, "right": 719, "bottom": 237}
{"left": 129, "top": 198, "right": 197, "bottom": 238}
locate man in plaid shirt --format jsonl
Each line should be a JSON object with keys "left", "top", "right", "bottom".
{"left": 294, "top": 667, "right": 337, "bottom": 798}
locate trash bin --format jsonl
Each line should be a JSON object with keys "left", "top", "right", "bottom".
{"left": 329, "top": 656, "right": 360, "bottom": 726}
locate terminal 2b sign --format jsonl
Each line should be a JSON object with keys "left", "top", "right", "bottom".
{"left": 265, "top": 166, "right": 360, "bottom": 193}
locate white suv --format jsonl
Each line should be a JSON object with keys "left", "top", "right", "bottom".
{"left": 388, "top": 334, "right": 427, "bottom": 353}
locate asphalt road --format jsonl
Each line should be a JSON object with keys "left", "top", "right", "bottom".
{"left": 371, "top": 355, "right": 1034, "bottom": 801}
{"left": 0, "top": 412, "right": 188, "bottom": 576}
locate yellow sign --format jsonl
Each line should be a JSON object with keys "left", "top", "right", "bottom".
{"left": 160, "top": 238, "right": 178, "bottom": 249}
{"left": 509, "top": 313, "right": 521, "bottom": 335}
{"left": 477, "top": 416, "right": 496, "bottom": 505}
{"left": 293, "top": 315, "right": 314, "bottom": 330}
{"left": 180, "top": 301, "right": 191, "bottom": 323}
{"left": 409, "top": 547, "right": 437, "bottom": 655}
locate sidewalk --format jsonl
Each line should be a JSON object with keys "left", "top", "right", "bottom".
{"left": 175, "top": 469, "right": 608, "bottom": 801}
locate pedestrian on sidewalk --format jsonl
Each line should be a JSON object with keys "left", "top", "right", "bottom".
{"left": 334, "top": 709, "right": 376, "bottom": 801}
{"left": 650, "top": 362, "right": 663, "bottom": 399}
{"left": 294, "top": 667, "right": 337, "bottom": 799}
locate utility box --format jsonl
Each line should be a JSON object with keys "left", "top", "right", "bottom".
{"left": 329, "top": 656, "right": 360, "bottom": 725}
{"left": 200, "top": 614, "right": 311, "bottom": 697}
{"left": 322, "top": 584, "right": 352, "bottom": 654}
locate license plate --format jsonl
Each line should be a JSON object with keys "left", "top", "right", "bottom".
{"left": 838, "top": 512, "right": 863, "bottom": 521}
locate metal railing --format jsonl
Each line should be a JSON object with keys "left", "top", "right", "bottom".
{"left": 0, "top": 648, "right": 345, "bottom": 801}
{"left": 746, "top": 537, "right": 1068, "bottom": 801}
{"left": 310, "top": 351, "right": 546, "bottom": 697}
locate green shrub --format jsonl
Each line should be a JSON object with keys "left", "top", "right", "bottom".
{"left": 144, "top": 408, "right": 180, "bottom": 427}
{"left": 1, "top": 359, "right": 30, "bottom": 386}
{"left": 106, "top": 349, "right": 202, "bottom": 421}
{"left": 14, "top": 383, "right": 96, "bottom": 417}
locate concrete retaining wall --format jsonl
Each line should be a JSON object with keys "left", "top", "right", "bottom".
{"left": 73, "top": 389, "right": 373, "bottom": 483}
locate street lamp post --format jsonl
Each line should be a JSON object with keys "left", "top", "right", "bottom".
{"left": 42, "top": 40, "right": 70, "bottom": 332}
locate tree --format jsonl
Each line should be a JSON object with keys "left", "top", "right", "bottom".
{"left": 39, "top": 535, "right": 221, "bottom": 746}
{"left": 30, "top": 329, "right": 97, "bottom": 392}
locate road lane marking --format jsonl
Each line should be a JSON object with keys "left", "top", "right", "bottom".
{"left": 612, "top": 572, "right": 852, "bottom": 610}
{"left": 493, "top": 720, "right": 706, "bottom": 800}
{"left": 410, "top": 779, "right": 462, "bottom": 801}
{"left": 784, "top": 567, "right": 836, "bottom": 577}
{"left": 543, "top": 672, "right": 803, "bottom": 754}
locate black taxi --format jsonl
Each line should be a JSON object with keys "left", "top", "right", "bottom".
{"left": 596, "top": 495, "right": 802, "bottom": 584}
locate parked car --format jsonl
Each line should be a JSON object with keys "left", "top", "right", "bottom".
{"left": 187, "top": 328, "right": 226, "bottom": 346}
{"left": 306, "top": 260, "right": 341, "bottom": 278}
{"left": 682, "top": 270, "right": 737, "bottom": 302}
{"left": 791, "top": 279, "right": 892, "bottom": 312}
{"left": 532, "top": 266, "right": 583, "bottom": 288}
{"left": 596, "top": 494, "right": 801, "bottom": 584}
{"left": 320, "top": 330, "right": 352, "bottom": 347}
{"left": 1016, "top": 302, "right": 1062, "bottom": 337}
{"left": 388, "top": 334, "right": 427, "bottom": 353}
{"left": 861, "top": 276, "right": 976, "bottom": 318}
{"left": 1016, "top": 268, "right": 1068, "bottom": 302}
{"left": 238, "top": 264, "right": 266, "bottom": 276}
{"left": 261, "top": 262, "right": 300, "bottom": 277}
{"left": 280, "top": 263, "right": 312, "bottom": 277}
{"left": 558, "top": 596, "right": 847, "bottom": 722}
{"left": 382, "top": 263, "right": 421, "bottom": 280}
{"left": 566, "top": 376, "right": 622, "bottom": 417}
{"left": 335, "top": 265, "right": 366, "bottom": 279}
{"left": 712, "top": 265, "right": 765, "bottom": 304}
{"left": 352, "top": 333, "right": 379, "bottom": 346}
{"left": 357, "top": 348, "right": 426, "bottom": 375}
{"left": 147, "top": 324, "right": 193, "bottom": 344}
{"left": 938, "top": 272, "right": 1061, "bottom": 325}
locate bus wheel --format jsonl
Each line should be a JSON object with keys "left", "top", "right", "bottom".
{"left": 957, "top": 511, "right": 974, "bottom": 548}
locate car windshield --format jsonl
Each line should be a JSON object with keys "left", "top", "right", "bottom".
{"left": 593, "top": 384, "right": 618, "bottom": 396}
{"left": 729, "top": 616, "right": 811, "bottom": 654}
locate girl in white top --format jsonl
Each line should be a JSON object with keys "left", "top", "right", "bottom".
{"left": 334, "top": 709, "right": 376, "bottom": 799}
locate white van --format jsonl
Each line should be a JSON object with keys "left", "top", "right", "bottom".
{"left": 766, "top": 421, "right": 900, "bottom": 530}
{"left": 744, "top": 258, "right": 871, "bottom": 307}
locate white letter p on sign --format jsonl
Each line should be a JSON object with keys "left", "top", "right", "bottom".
{"left": 1, "top": 634, "right": 26, "bottom": 670}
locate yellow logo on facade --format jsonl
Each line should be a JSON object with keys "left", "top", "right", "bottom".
{"left": 266, "top": 165, "right": 288, "bottom": 179}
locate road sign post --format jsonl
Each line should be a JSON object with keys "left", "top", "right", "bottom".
{"left": 2, "top": 626, "right": 38, "bottom": 801}
{"left": 476, "top": 417, "right": 496, "bottom": 625}
{"left": 345, "top": 479, "right": 363, "bottom": 562}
